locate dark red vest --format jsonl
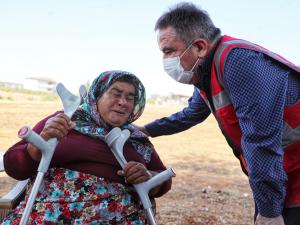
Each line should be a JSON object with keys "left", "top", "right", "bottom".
{"left": 199, "top": 35, "right": 300, "bottom": 206}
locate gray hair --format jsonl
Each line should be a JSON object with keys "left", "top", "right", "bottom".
{"left": 155, "top": 2, "right": 221, "bottom": 46}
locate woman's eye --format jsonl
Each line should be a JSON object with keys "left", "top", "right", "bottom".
{"left": 126, "top": 96, "right": 135, "bottom": 101}
{"left": 113, "top": 93, "right": 121, "bottom": 98}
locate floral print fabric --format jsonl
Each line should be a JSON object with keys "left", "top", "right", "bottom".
{"left": 1, "top": 168, "right": 146, "bottom": 225}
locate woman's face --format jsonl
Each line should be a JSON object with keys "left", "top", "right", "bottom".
{"left": 97, "top": 81, "right": 135, "bottom": 127}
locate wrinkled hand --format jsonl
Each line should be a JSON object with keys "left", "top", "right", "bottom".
{"left": 40, "top": 113, "right": 75, "bottom": 141}
{"left": 255, "top": 215, "right": 285, "bottom": 225}
{"left": 27, "top": 113, "right": 75, "bottom": 161}
{"left": 117, "top": 161, "right": 152, "bottom": 184}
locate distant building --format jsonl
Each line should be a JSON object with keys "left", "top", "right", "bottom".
{"left": 0, "top": 81, "right": 23, "bottom": 89}
{"left": 23, "top": 77, "right": 57, "bottom": 92}
{"left": 148, "top": 93, "right": 189, "bottom": 105}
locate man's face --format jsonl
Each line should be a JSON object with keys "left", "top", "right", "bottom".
{"left": 157, "top": 26, "right": 199, "bottom": 73}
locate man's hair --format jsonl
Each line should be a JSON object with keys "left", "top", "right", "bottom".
{"left": 155, "top": 2, "right": 221, "bottom": 45}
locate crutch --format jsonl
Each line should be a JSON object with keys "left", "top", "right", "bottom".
{"left": 17, "top": 83, "right": 86, "bottom": 225}
{"left": 105, "top": 127, "right": 176, "bottom": 225}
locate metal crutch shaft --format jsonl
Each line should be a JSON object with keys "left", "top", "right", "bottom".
{"left": 17, "top": 83, "right": 86, "bottom": 225}
{"left": 105, "top": 127, "right": 176, "bottom": 225}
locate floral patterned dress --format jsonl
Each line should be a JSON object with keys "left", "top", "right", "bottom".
{"left": 1, "top": 168, "right": 146, "bottom": 225}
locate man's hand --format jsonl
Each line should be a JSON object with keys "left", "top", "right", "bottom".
{"left": 132, "top": 124, "right": 150, "bottom": 136}
{"left": 255, "top": 215, "right": 285, "bottom": 225}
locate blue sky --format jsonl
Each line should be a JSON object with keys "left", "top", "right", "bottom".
{"left": 0, "top": 0, "right": 299, "bottom": 96}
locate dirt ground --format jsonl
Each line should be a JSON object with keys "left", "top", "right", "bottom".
{"left": 0, "top": 100, "right": 254, "bottom": 225}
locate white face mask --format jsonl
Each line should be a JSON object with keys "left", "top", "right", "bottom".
{"left": 163, "top": 44, "right": 200, "bottom": 84}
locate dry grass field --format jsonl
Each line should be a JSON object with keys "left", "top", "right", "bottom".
{"left": 0, "top": 95, "right": 254, "bottom": 225}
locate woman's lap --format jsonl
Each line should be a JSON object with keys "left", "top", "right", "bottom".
{"left": 1, "top": 168, "right": 146, "bottom": 225}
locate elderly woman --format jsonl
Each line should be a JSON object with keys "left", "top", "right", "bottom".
{"left": 2, "top": 71, "right": 172, "bottom": 224}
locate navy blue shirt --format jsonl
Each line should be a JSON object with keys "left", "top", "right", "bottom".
{"left": 145, "top": 42, "right": 300, "bottom": 217}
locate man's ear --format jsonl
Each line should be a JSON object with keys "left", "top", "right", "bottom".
{"left": 192, "top": 38, "right": 209, "bottom": 58}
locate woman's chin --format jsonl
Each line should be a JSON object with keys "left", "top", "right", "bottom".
{"left": 106, "top": 120, "right": 125, "bottom": 127}
{"left": 105, "top": 115, "right": 129, "bottom": 127}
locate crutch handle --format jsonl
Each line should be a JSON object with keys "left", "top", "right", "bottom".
{"left": 18, "top": 83, "right": 86, "bottom": 225}
{"left": 105, "top": 127, "right": 176, "bottom": 225}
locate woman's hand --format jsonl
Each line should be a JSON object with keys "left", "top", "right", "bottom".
{"left": 255, "top": 215, "right": 285, "bottom": 225}
{"left": 117, "top": 161, "right": 152, "bottom": 184}
{"left": 117, "top": 161, "right": 162, "bottom": 197}
{"left": 27, "top": 113, "right": 75, "bottom": 161}
{"left": 40, "top": 113, "right": 75, "bottom": 141}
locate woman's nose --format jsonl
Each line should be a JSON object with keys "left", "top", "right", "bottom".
{"left": 117, "top": 96, "right": 127, "bottom": 105}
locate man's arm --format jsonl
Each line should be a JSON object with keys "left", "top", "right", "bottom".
{"left": 223, "top": 48, "right": 288, "bottom": 218}
{"left": 144, "top": 88, "right": 211, "bottom": 137}
{"left": 255, "top": 215, "right": 284, "bottom": 225}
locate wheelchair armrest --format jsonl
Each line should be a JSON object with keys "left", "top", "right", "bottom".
{"left": 0, "top": 152, "right": 29, "bottom": 221}
{"left": 0, "top": 152, "right": 4, "bottom": 172}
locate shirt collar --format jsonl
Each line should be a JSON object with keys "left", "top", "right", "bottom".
{"left": 194, "top": 36, "right": 222, "bottom": 90}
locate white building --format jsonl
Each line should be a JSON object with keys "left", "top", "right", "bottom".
{"left": 0, "top": 81, "right": 23, "bottom": 89}
{"left": 23, "top": 77, "right": 57, "bottom": 92}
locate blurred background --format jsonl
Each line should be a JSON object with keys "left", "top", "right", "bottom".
{"left": 1, "top": 1, "right": 299, "bottom": 223}
{"left": 0, "top": 0, "right": 299, "bottom": 97}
